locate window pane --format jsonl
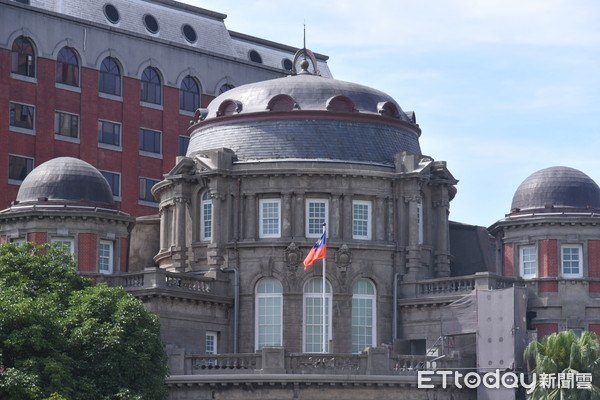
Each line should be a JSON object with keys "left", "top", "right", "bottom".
{"left": 139, "top": 178, "right": 159, "bottom": 202}
{"left": 99, "top": 57, "right": 121, "bottom": 96}
{"left": 352, "top": 279, "right": 375, "bottom": 353}
{"left": 98, "top": 120, "right": 121, "bottom": 147}
{"left": 11, "top": 36, "right": 35, "bottom": 77}
{"left": 256, "top": 278, "right": 282, "bottom": 350}
{"left": 521, "top": 246, "right": 537, "bottom": 277}
{"left": 100, "top": 170, "right": 120, "bottom": 197}
{"left": 8, "top": 155, "right": 34, "bottom": 181}
{"left": 201, "top": 190, "right": 212, "bottom": 240}
{"left": 180, "top": 76, "right": 200, "bottom": 112}
{"left": 307, "top": 200, "right": 327, "bottom": 236}
{"left": 353, "top": 202, "right": 370, "bottom": 239}
{"left": 10, "top": 103, "right": 34, "bottom": 130}
{"left": 260, "top": 200, "right": 280, "bottom": 237}
{"left": 56, "top": 47, "right": 79, "bottom": 86}
{"left": 99, "top": 240, "right": 113, "bottom": 273}
{"left": 141, "top": 67, "right": 161, "bottom": 104}
{"left": 55, "top": 112, "right": 79, "bottom": 138}
{"left": 179, "top": 136, "right": 190, "bottom": 156}
{"left": 139, "top": 128, "right": 161, "bottom": 153}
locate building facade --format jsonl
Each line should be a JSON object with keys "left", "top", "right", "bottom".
{"left": 0, "top": 0, "right": 330, "bottom": 216}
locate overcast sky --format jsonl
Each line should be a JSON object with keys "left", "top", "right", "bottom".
{"left": 186, "top": 0, "right": 600, "bottom": 227}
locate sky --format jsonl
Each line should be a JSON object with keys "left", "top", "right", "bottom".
{"left": 186, "top": 0, "right": 600, "bottom": 227}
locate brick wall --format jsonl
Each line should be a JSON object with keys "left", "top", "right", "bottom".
{"left": 503, "top": 243, "right": 514, "bottom": 276}
{"left": 78, "top": 233, "right": 97, "bottom": 272}
{"left": 0, "top": 235, "right": 6, "bottom": 244}
{"left": 589, "top": 324, "right": 600, "bottom": 337}
{"left": 27, "top": 232, "right": 47, "bottom": 245}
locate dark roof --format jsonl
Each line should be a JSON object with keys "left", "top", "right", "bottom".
{"left": 16, "top": 157, "right": 115, "bottom": 207}
{"left": 449, "top": 221, "right": 496, "bottom": 276}
{"left": 510, "top": 166, "right": 600, "bottom": 212}
{"left": 188, "top": 73, "right": 422, "bottom": 165}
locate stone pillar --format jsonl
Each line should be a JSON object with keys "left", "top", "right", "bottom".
{"left": 171, "top": 197, "right": 189, "bottom": 272}
{"left": 208, "top": 192, "right": 224, "bottom": 269}
{"left": 375, "top": 196, "right": 385, "bottom": 241}
{"left": 293, "top": 192, "right": 305, "bottom": 238}
{"left": 404, "top": 191, "right": 422, "bottom": 280}
{"left": 245, "top": 194, "right": 257, "bottom": 240}
{"left": 159, "top": 207, "right": 168, "bottom": 250}
{"left": 342, "top": 194, "right": 352, "bottom": 240}
{"left": 330, "top": 193, "right": 341, "bottom": 240}
{"left": 282, "top": 192, "right": 292, "bottom": 239}
{"left": 434, "top": 188, "right": 451, "bottom": 277}
{"left": 386, "top": 196, "right": 394, "bottom": 241}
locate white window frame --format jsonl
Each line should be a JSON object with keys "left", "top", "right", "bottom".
{"left": 306, "top": 199, "right": 329, "bottom": 238}
{"left": 51, "top": 236, "right": 75, "bottom": 256}
{"left": 98, "top": 240, "right": 114, "bottom": 274}
{"left": 200, "top": 190, "right": 212, "bottom": 241}
{"left": 561, "top": 244, "right": 583, "bottom": 278}
{"left": 303, "top": 278, "right": 332, "bottom": 353}
{"left": 255, "top": 278, "right": 283, "bottom": 351}
{"left": 11, "top": 237, "right": 26, "bottom": 246}
{"left": 519, "top": 245, "right": 537, "bottom": 279}
{"left": 205, "top": 331, "right": 218, "bottom": 355}
{"left": 352, "top": 279, "right": 377, "bottom": 354}
{"left": 259, "top": 198, "right": 281, "bottom": 238}
{"left": 352, "top": 200, "right": 372, "bottom": 240}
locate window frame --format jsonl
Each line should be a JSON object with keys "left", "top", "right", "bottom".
{"left": 139, "top": 177, "right": 160, "bottom": 204}
{"left": 140, "top": 67, "right": 162, "bottom": 105}
{"left": 8, "top": 154, "right": 34, "bottom": 184}
{"left": 9, "top": 101, "right": 35, "bottom": 134}
{"left": 98, "top": 239, "right": 114, "bottom": 274}
{"left": 139, "top": 127, "right": 162, "bottom": 156}
{"left": 205, "top": 331, "right": 218, "bottom": 355}
{"left": 178, "top": 135, "right": 190, "bottom": 156}
{"left": 98, "top": 119, "right": 122, "bottom": 149}
{"left": 54, "top": 111, "right": 80, "bottom": 141}
{"left": 561, "top": 244, "right": 583, "bottom": 278}
{"left": 306, "top": 199, "right": 329, "bottom": 238}
{"left": 259, "top": 198, "right": 281, "bottom": 239}
{"left": 352, "top": 200, "right": 372, "bottom": 240}
{"left": 255, "top": 278, "right": 283, "bottom": 351}
{"left": 303, "top": 277, "right": 332, "bottom": 353}
{"left": 179, "top": 76, "right": 200, "bottom": 113}
{"left": 351, "top": 279, "right": 377, "bottom": 354}
{"left": 11, "top": 36, "right": 36, "bottom": 78}
{"left": 56, "top": 47, "right": 80, "bottom": 87}
{"left": 99, "top": 57, "right": 121, "bottom": 96}
{"left": 200, "top": 190, "right": 212, "bottom": 241}
{"left": 519, "top": 245, "right": 538, "bottom": 279}
{"left": 51, "top": 236, "right": 76, "bottom": 256}
{"left": 99, "top": 170, "right": 121, "bottom": 200}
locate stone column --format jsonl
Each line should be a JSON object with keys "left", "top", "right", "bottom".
{"left": 386, "top": 196, "right": 394, "bottom": 241}
{"left": 245, "top": 194, "right": 257, "bottom": 240}
{"left": 282, "top": 192, "right": 292, "bottom": 239}
{"left": 375, "top": 196, "right": 385, "bottom": 241}
{"left": 293, "top": 192, "right": 305, "bottom": 238}
{"left": 330, "top": 193, "right": 341, "bottom": 240}
{"left": 404, "top": 190, "right": 422, "bottom": 280}
{"left": 172, "top": 197, "right": 189, "bottom": 272}
{"left": 342, "top": 194, "right": 352, "bottom": 240}
{"left": 434, "top": 187, "right": 451, "bottom": 278}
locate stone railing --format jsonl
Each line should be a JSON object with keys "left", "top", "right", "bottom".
{"left": 174, "top": 347, "right": 450, "bottom": 376}
{"left": 400, "top": 272, "right": 520, "bottom": 299}
{"left": 91, "top": 267, "right": 229, "bottom": 298}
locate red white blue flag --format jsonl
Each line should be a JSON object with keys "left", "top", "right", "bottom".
{"left": 303, "top": 230, "right": 327, "bottom": 269}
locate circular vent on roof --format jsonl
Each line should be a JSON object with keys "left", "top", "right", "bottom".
{"left": 182, "top": 24, "right": 197, "bottom": 43}
{"left": 282, "top": 58, "right": 293, "bottom": 71}
{"left": 143, "top": 14, "right": 159, "bottom": 34}
{"left": 103, "top": 4, "right": 119, "bottom": 24}
{"left": 249, "top": 50, "right": 262, "bottom": 64}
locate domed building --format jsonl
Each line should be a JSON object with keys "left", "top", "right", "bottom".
{"left": 489, "top": 166, "right": 600, "bottom": 338}
{"left": 0, "top": 157, "right": 133, "bottom": 274}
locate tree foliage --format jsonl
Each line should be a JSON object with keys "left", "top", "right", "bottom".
{"left": 0, "top": 243, "right": 168, "bottom": 400}
{"left": 524, "top": 330, "right": 600, "bottom": 400}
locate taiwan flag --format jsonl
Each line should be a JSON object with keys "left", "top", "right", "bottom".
{"left": 303, "top": 230, "right": 327, "bottom": 269}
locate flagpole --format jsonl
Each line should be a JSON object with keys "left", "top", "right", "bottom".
{"left": 322, "top": 223, "right": 327, "bottom": 354}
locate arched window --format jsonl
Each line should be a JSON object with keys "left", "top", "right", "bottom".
{"left": 219, "top": 83, "right": 234, "bottom": 94}
{"left": 200, "top": 190, "right": 212, "bottom": 241}
{"left": 140, "top": 67, "right": 161, "bottom": 105}
{"left": 303, "top": 277, "right": 332, "bottom": 353}
{"left": 180, "top": 76, "right": 200, "bottom": 112}
{"left": 255, "top": 278, "right": 283, "bottom": 350}
{"left": 56, "top": 47, "right": 79, "bottom": 86}
{"left": 99, "top": 57, "right": 121, "bottom": 96}
{"left": 11, "top": 36, "right": 35, "bottom": 77}
{"left": 352, "top": 279, "right": 376, "bottom": 354}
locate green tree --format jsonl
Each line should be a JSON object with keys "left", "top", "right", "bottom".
{"left": 0, "top": 243, "right": 168, "bottom": 400}
{"left": 524, "top": 330, "right": 600, "bottom": 399}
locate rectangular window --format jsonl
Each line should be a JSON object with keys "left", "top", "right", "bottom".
{"left": 306, "top": 199, "right": 328, "bottom": 238}
{"left": 51, "top": 237, "right": 75, "bottom": 255}
{"left": 98, "top": 120, "right": 121, "bottom": 147}
{"left": 520, "top": 245, "right": 537, "bottom": 278}
{"left": 352, "top": 297, "right": 374, "bottom": 353}
{"left": 8, "top": 154, "right": 34, "bottom": 183}
{"left": 256, "top": 295, "right": 283, "bottom": 350}
{"left": 179, "top": 135, "right": 190, "bottom": 156}
{"left": 352, "top": 200, "right": 372, "bottom": 240}
{"left": 561, "top": 245, "right": 583, "bottom": 278}
{"left": 205, "top": 331, "right": 218, "bottom": 355}
{"left": 54, "top": 111, "right": 79, "bottom": 139}
{"left": 139, "top": 177, "right": 159, "bottom": 203}
{"left": 304, "top": 295, "right": 331, "bottom": 353}
{"left": 259, "top": 199, "right": 281, "bottom": 238}
{"left": 139, "top": 128, "right": 162, "bottom": 154}
{"left": 98, "top": 240, "right": 114, "bottom": 274}
{"left": 9, "top": 102, "right": 35, "bottom": 131}
{"left": 100, "top": 170, "right": 121, "bottom": 199}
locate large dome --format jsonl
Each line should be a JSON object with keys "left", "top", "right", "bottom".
{"left": 16, "top": 157, "right": 115, "bottom": 207}
{"left": 511, "top": 166, "right": 600, "bottom": 212}
{"left": 186, "top": 72, "right": 422, "bottom": 166}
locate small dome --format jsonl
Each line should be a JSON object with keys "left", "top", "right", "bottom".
{"left": 511, "top": 166, "right": 600, "bottom": 212}
{"left": 16, "top": 157, "right": 115, "bottom": 207}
